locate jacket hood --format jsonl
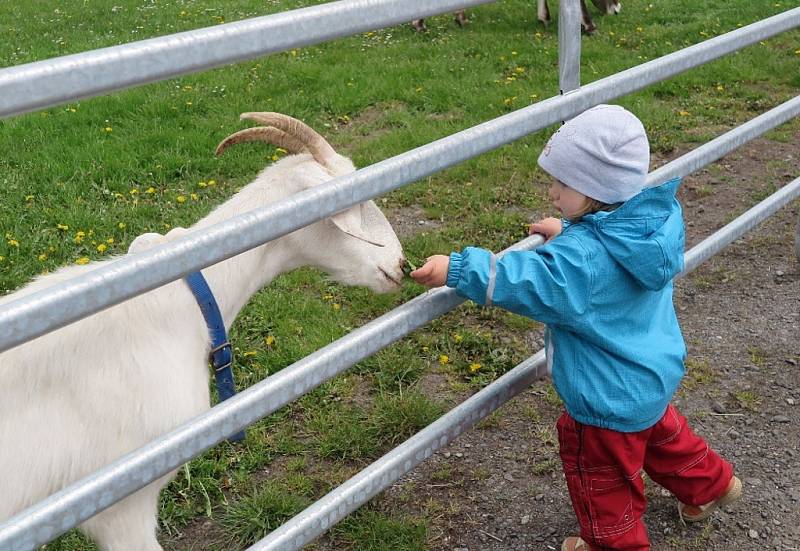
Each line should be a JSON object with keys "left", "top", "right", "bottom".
{"left": 583, "top": 178, "right": 684, "bottom": 290}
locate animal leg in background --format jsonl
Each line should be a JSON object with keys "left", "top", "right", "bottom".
{"left": 412, "top": 10, "right": 467, "bottom": 32}
{"left": 537, "top": 0, "right": 621, "bottom": 34}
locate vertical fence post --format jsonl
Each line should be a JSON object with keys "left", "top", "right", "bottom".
{"left": 795, "top": 208, "right": 800, "bottom": 260}
{"left": 558, "top": 0, "right": 581, "bottom": 94}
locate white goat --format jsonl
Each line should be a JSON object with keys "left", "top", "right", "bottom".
{"left": 0, "top": 113, "right": 405, "bottom": 551}
{"left": 538, "top": 0, "right": 621, "bottom": 34}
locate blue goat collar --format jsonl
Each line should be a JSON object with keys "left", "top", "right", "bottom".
{"left": 185, "top": 271, "right": 244, "bottom": 442}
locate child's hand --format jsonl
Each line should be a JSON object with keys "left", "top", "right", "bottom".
{"left": 529, "top": 217, "right": 562, "bottom": 242}
{"left": 410, "top": 255, "right": 450, "bottom": 287}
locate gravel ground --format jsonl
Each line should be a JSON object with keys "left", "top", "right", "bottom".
{"left": 377, "top": 131, "right": 800, "bottom": 551}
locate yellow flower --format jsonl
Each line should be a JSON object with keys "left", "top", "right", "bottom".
{"left": 57, "top": 223, "right": 69, "bottom": 231}
{"left": 74, "top": 231, "right": 85, "bottom": 244}
{"left": 198, "top": 181, "right": 207, "bottom": 188}
{"left": 454, "top": 334, "right": 463, "bottom": 343}
{"left": 678, "top": 110, "right": 690, "bottom": 116}
{"left": 97, "top": 244, "right": 107, "bottom": 253}
{"left": 514, "top": 67, "right": 525, "bottom": 74}
{"left": 207, "top": 180, "right": 216, "bottom": 186}
{"left": 106, "top": 238, "right": 114, "bottom": 244}
{"left": 469, "top": 363, "right": 482, "bottom": 373}
{"left": 118, "top": 222, "right": 126, "bottom": 229}
{"left": 104, "top": 127, "right": 113, "bottom": 132}
{"left": 76, "top": 257, "right": 90, "bottom": 265}
{"left": 716, "top": 85, "right": 724, "bottom": 92}
{"left": 38, "top": 253, "right": 47, "bottom": 261}
{"left": 190, "top": 193, "right": 199, "bottom": 200}
{"left": 0, "top": 256, "right": 4, "bottom": 262}
{"left": 333, "top": 303, "right": 341, "bottom": 311}
{"left": 264, "top": 335, "right": 276, "bottom": 347}
{"left": 7, "top": 239, "right": 19, "bottom": 247}
{"left": 439, "top": 354, "right": 449, "bottom": 365}
{"left": 421, "top": 346, "right": 429, "bottom": 352}
{"left": 146, "top": 187, "right": 156, "bottom": 194}
{"left": 129, "top": 189, "right": 138, "bottom": 195}
{"left": 25, "top": 195, "right": 34, "bottom": 202}
{"left": 176, "top": 195, "right": 187, "bottom": 203}
{"left": 242, "top": 351, "right": 257, "bottom": 357}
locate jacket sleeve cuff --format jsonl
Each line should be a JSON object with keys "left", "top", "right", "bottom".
{"left": 446, "top": 252, "right": 463, "bottom": 288}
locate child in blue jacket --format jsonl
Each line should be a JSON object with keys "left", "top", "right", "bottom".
{"left": 411, "top": 105, "right": 741, "bottom": 551}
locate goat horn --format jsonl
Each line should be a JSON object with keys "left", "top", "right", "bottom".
{"left": 238, "top": 112, "right": 338, "bottom": 167}
{"left": 214, "top": 127, "right": 306, "bottom": 157}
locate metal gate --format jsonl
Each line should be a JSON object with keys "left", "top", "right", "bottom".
{"left": 0, "top": 2, "right": 798, "bottom": 550}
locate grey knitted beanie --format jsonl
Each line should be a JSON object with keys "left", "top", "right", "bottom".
{"left": 537, "top": 104, "right": 650, "bottom": 204}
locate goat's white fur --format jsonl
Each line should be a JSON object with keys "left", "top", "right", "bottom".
{"left": 0, "top": 115, "right": 404, "bottom": 550}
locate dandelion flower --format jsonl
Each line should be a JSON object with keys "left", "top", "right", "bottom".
{"left": 106, "top": 238, "right": 114, "bottom": 244}
{"left": 76, "top": 257, "right": 90, "bottom": 265}
{"left": 118, "top": 222, "right": 126, "bottom": 230}
{"left": 57, "top": 223, "right": 69, "bottom": 231}
{"left": 97, "top": 244, "right": 107, "bottom": 253}
{"left": 454, "top": 334, "right": 463, "bottom": 344}
{"left": 176, "top": 195, "right": 187, "bottom": 203}
{"left": 7, "top": 239, "right": 19, "bottom": 247}
{"left": 439, "top": 354, "right": 449, "bottom": 365}
{"left": 469, "top": 363, "right": 482, "bottom": 373}
{"left": 264, "top": 335, "right": 276, "bottom": 347}
{"left": 242, "top": 351, "right": 257, "bottom": 358}
{"left": 146, "top": 187, "right": 156, "bottom": 194}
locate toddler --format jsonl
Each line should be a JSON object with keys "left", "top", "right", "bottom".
{"left": 411, "top": 104, "right": 741, "bottom": 551}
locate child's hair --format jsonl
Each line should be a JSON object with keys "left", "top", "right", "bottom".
{"left": 567, "top": 196, "right": 617, "bottom": 222}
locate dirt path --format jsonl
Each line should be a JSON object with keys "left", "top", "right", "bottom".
{"left": 379, "top": 131, "right": 800, "bottom": 551}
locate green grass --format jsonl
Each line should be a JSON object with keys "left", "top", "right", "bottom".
{"left": 2, "top": 1, "right": 799, "bottom": 549}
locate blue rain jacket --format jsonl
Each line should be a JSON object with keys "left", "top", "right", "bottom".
{"left": 446, "top": 178, "right": 686, "bottom": 432}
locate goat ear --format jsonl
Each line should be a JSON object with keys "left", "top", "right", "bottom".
{"left": 330, "top": 205, "right": 385, "bottom": 247}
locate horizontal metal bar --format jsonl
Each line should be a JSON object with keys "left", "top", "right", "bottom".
{"left": 0, "top": 9, "right": 796, "bottom": 356}
{"left": 683, "top": 175, "right": 800, "bottom": 274}
{"left": 0, "top": 0, "right": 495, "bottom": 118}
{"left": 247, "top": 179, "right": 800, "bottom": 551}
{"left": 249, "top": 350, "right": 549, "bottom": 551}
{"left": 646, "top": 95, "right": 800, "bottom": 187}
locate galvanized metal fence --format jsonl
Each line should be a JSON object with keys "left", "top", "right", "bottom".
{"left": 0, "top": 1, "right": 798, "bottom": 550}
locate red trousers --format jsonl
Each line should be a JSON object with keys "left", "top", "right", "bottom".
{"left": 557, "top": 405, "right": 733, "bottom": 551}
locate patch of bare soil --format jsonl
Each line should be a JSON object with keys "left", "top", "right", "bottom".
{"left": 375, "top": 132, "right": 800, "bottom": 551}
